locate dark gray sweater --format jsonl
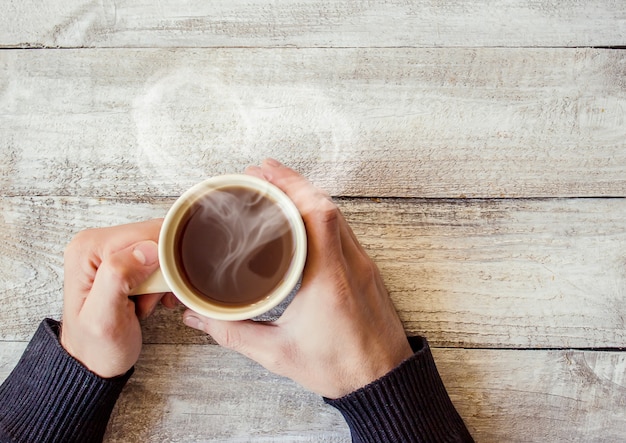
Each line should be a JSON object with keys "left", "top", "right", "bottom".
{"left": 0, "top": 319, "right": 473, "bottom": 442}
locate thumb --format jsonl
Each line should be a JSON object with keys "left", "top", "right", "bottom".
{"left": 83, "top": 240, "right": 160, "bottom": 314}
{"left": 183, "top": 310, "right": 281, "bottom": 365}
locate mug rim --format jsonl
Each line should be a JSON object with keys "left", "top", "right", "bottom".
{"left": 159, "top": 174, "right": 307, "bottom": 321}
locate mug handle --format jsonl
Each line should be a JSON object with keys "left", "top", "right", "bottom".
{"left": 129, "top": 268, "right": 171, "bottom": 295}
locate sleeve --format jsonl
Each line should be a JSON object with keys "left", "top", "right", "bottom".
{"left": 324, "top": 336, "right": 474, "bottom": 443}
{"left": 0, "top": 319, "right": 132, "bottom": 443}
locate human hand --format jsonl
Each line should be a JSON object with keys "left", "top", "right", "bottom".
{"left": 60, "top": 219, "right": 177, "bottom": 378}
{"left": 183, "top": 159, "right": 413, "bottom": 399}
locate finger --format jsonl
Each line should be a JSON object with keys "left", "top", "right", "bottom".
{"left": 134, "top": 292, "right": 167, "bottom": 320}
{"left": 81, "top": 240, "right": 160, "bottom": 319}
{"left": 336, "top": 209, "right": 370, "bottom": 262}
{"left": 267, "top": 161, "right": 365, "bottom": 263}
{"left": 244, "top": 165, "right": 265, "bottom": 179}
{"left": 64, "top": 219, "right": 163, "bottom": 313}
{"left": 250, "top": 160, "right": 350, "bottom": 259}
{"left": 259, "top": 160, "right": 379, "bottom": 304}
{"left": 258, "top": 159, "right": 345, "bottom": 264}
{"left": 161, "top": 292, "right": 179, "bottom": 309}
{"left": 183, "top": 310, "right": 281, "bottom": 364}
{"left": 260, "top": 159, "right": 334, "bottom": 220}
{"left": 247, "top": 162, "right": 343, "bottom": 253}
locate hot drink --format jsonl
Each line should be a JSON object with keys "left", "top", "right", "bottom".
{"left": 129, "top": 174, "right": 307, "bottom": 321}
{"left": 174, "top": 186, "right": 295, "bottom": 307}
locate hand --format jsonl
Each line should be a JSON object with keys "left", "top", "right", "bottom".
{"left": 183, "top": 159, "right": 413, "bottom": 399}
{"left": 60, "top": 219, "right": 176, "bottom": 378}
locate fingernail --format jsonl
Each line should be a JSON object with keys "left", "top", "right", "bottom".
{"left": 184, "top": 314, "right": 204, "bottom": 331}
{"left": 133, "top": 241, "right": 159, "bottom": 266}
{"left": 139, "top": 303, "right": 158, "bottom": 321}
{"left": 245, "top": 165, "right": 263, "bottom": 176}
{"left": 265, "top": 158, "right": 282, "bottom": 167}
{"left": 163, "top": 292, "right": 179, "bottom": 309}
{"left": 262, "top": 170, "right": 274, "bottom": 181}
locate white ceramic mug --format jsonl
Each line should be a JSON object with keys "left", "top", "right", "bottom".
{"left": 132, "top": 174, "right": 307, "bottom": 321}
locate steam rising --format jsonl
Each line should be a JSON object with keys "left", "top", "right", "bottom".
{"left": 179, "top": 188, "right": 293, "bottom": 302}
{"left": 132, "top": 67, "right": 358, "bottom": 196}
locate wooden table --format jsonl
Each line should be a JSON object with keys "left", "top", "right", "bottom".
{"left": 1, "top": 1, "right": 625, "bottom": 441}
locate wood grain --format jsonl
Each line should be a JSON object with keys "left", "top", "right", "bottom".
{"left": 2, "top": 341, "right": 624, "bottom": 442}
{"left": 2, "top": 0, "right": 625, "bottom": 49}
{"left": 1, "top": 48, "right": 624, "bottom": 199}
{"left": 432, "top": 347, "right": 626, "bottom": 443}
{"left": 1, "top": 196, "right": 624, "bottom": 348}
{"left": 1, "top": 5, "right": 625, "bottom": 441}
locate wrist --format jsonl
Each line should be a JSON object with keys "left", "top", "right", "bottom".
{"left": 0, "top": 319, "right": 134, "bottom": 443}
{"left": 325, "top": 336, "right": 474, "bottom": 442}
{"left": 331, "top": 339, "right": 414, "bottom": 399}
{"left": 58, "top": 321, "right": 136, "bottom": 379}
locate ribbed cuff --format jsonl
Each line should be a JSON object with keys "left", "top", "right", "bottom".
{"left": 325, "top": 336, "right": 474, "bottom": 443}
{"left": 0, "top": 319, "right": 133, "bottom": 443}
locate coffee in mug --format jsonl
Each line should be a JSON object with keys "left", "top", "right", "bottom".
{"left": 132, "top": 174, "right": 307, "bottom": 321}
{"left": 175, "top": 185, "right": 295, "bottom": 307}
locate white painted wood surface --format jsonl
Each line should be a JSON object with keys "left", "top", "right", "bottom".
{"left": 1, "top": 1, "right": 625, "bottom": 441}
{"left": 2, "top": 342, "right": 625, "bottom": 442}
{"left": 1, "top": 48, "right": 624, "bottom": 198}
{"left": 2, "top": 0, "right": 625, "bottom": 48}
{"left": 1, "top": 197, "right": 625, "bottom": 349}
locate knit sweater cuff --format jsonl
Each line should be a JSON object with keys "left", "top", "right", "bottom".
{"left": 325, "top": 336, "right": 473, "bottom": 443}
{"left": 0, "top": 319, "right": 132, "bottom": 443}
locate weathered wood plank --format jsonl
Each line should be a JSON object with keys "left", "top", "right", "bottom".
{"left": 2, "top": 0, "right": 625, "bottom": 48}
{"left": 347, "top": 197, "right": 626, "bottom": 349}
{"left": 432, "top": 347, "right": 626, "bottom": 443}
{"left": 0, "top": 340, "right": 349, "bottom": 442}
{"left": 1, "top": 48, "right": 624, "bottom": 198}
{"left": 1, "top": 341, "right": 624, "bottom": 442}
{"left": 1, "top": 196, "right": 624, "bottom": 348}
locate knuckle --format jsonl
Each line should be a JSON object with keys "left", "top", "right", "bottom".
{"left": 314, "top": 196, "right": 340, "bottom": 225}
{"left": 267, "top": 343, "right": 294, "bottom": 374}
{"left": 356, "top": 257, "right": 383, "bottom": 289}
{"left": 64, "top": 231, "right": 86, "bottom": 258}
{"left": 326, "top": 266, "right": 354, "bottom": 306}
{"left": 64, "top": 228, "right": 100, "bottom": 260}
{"left": 84, "top": 317, "right": 117, "bottom": 341}
{"left": 214, "top": 324, "right": 243, "bottom": 351}
{"left": 101, "top": 256, "right": 133, "bottom": 292}
{"left": 360, "top": 258, "right": 380, "bottom": 281}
